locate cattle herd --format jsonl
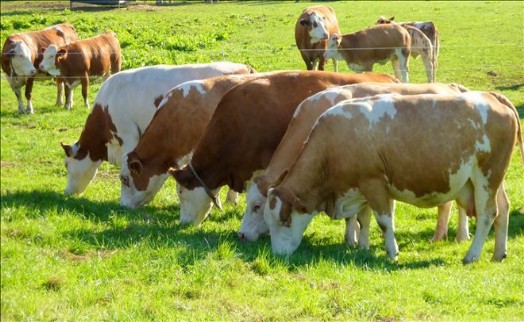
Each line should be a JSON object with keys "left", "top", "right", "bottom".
{"left": 2, "top": 5, "right": 523, "bottom": 264}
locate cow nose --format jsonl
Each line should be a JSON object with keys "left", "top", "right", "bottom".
{"left": 237, "top": 232, "right": 248, "bottom": 242}
{"left": 30, "top": 69, "right": 37, "bottom": 76}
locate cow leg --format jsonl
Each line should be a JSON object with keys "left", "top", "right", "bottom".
{"left": 332, "top": 58, "right": 338, "bottom": 73}
{"left": 55, "top": 78, "right": 64, "bottom": 107}
{"left": 393, "top": 48, "right": 410, "bottom": 83}
{"left": 456, "top": 206, "right": 470, "bottom": 242}
{"left": 356, "top": 205, "right": 371, "bottom": 250}
{"left": 24, "top": 78, "right": 35, "bottom": 114}
{"left": 225, "top": 189, "right": 238, "bottom": 204}
{"left": 462, "top": 193, "right": 497, "bottom": 264}
{"left": 65, "top": 83, "right": 73, "bottom": 110}
{"left": 344, "top": 215, "right": 359, "bottom": 247}
{"left": 492, "top": 184, "right": 509, "bottom": 262}
{"left": 318, "top": 55, "right": 326, "bottom": 71}
{"left": 81, "top": 74, "right": 90, "bottom": 108}
{"left": 373, "top": 202, "right": 398, "bottom": 261}
{"left": 11, "top": 84, "right": 26, "bottom": 113}
{"left": 422, "top": 52, "right": 435, "bottom": 83}
{"left": 432, "top": 201, "right": 452, "bottom": 242}
{"left": 390, "top": 58, "right": 403, "bottom": 82}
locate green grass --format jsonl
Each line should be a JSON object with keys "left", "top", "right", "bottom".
{"left": 1, "top": 1, "right": 524, "bottom": 320}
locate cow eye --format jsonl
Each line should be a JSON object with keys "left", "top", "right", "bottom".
{"left": 120, "top": 175, "right": 129, "bottom": 187}
{"left": 253, "top": 204, "right": 261, "bottom": 213}
{"left": 312, "top": 22, "right": 318, "bottom": 28}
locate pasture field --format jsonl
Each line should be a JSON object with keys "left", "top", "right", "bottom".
{"left": 1, "top": 1, "right": 523, "bottom": 320}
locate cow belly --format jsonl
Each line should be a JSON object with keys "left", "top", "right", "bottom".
{"left": 334, "top": 189, "right": 368, "bottom": 219}
{"left": 387, "top": 156, "right": 475, "bottom": 208}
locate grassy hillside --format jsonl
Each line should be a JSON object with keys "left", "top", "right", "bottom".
{"left": 1, "top": 1, "right": 523, "bottom": 320}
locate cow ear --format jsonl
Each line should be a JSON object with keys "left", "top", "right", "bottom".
{"left": 60, "top": 142, "right": 74, "bottom": 157}
{"left": 153, "top": 95, "right": 165, "bottom": 108}
{"left": 57, "top": 49, "right": 67, "bottom": 59}
{"left": 299, "top": 19, "right": 311, "bottom": 27}
{"left": 390, "top": 16, "right": 395, "bottom": 21}
{"left": 169, "top": 167, "right": 194, "bottom": 187}
{"left": 127, "top": 153, "right": 143, "bottom": 176}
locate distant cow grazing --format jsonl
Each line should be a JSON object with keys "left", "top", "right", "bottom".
{"left": 264, "top": 92, "right": 523, "bottom": 264}
{"left": 1, "top": 23, "right": 78, "bottom": 114}
{"left": 170, "top": 71, "right": 399, "bottom": 225}
{"left": 61, "top": 62, "right": 255, "bottom": 195}
{"left": 40, "top": 32, "right": 122, "bottom": 110}
{"left": 295, "top": 5, "right": 341, "bottom": 71}
{"left": 239, "top": 82, "right": 471, "bottom": 244}
{"left": 376, "top": 16, "right": 440, "bottom": 82}
{"left": 326, "top": 24, "right": 411, "bottom": 83}
{"left": 120, "top": 73, "right": 267, "bottom": 209}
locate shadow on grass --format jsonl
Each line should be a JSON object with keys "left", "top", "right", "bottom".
{"left": 2, "top": 190, "right": 523, "bottom": 271}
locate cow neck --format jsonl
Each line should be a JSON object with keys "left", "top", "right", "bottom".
{"left": 76, "top": 104, "right": 112, "bottom": 162}
{"left": 188, "top": 161, "right": 222, "bottom": 210}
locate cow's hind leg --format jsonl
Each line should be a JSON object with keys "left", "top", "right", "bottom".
{"left": 356, "top": 205, "right": 371, "bottom": 250}
{"left": 432, "top": 201, "right": 452, "bottom": 242}
{"left": 492, "top": 184, "right": 509, "bottom": 262}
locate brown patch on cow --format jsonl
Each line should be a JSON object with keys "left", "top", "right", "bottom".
{"left": 75, "top": 103, "right": 112, "bottom": 162}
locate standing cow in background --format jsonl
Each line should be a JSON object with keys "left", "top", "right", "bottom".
{"left": 39, "top": 32, "right": 122, "bottom": 110}
{"left": 326, "top": 24, "right": 412, "bottom": 83}
{"left": 295, "top": 5, "right": 341, "bottom": 71}
{"left": 62, "top": 62, "right": 255, "bottom": 196}
{"left": 376, "top": 16, "right": 440, "bottom": 81}
{"left": 1, "top": 23, "right": 78, "bottom": 114}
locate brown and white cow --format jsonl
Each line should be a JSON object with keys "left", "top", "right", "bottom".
{"left": 119, "top": 73, "right": 270, "bottom": 209}
{"left": 264, "top": 92, "right": 523, "bottom": 264}
{"left": 169, "top": 71, "right": 399, "bottom": 225}
{"left": 325, "top": 24, "right": 411, "bottom": 83}
{"left": 239, "top": 82, "right": 471, "bottom": 244}
{"left": 376, "top": 17, "right": 439, "bottom": 82}
{"left": 40, "top": 32, "right": 121, "bottom": 110}
{"left": 295, "top": 5, "right": 341, "bottom": 71}
{"left": 1, "top": 23, "right": 78, "bottom": 114}
{"left": 376, "top": 16, "right": 440, "bottom": 79}
{"left": 61, "top": 62, "right": 255, "bottom": 195}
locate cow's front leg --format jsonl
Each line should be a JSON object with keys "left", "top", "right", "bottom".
{"left": 65, "top": 82, "right": 73, "bottom": 110}
{"left": 356, "top": 206, "right": 371, "bottom": 250}
{"left": 24, "top": 77, "right": 35, "bottom": 114}
{"left": 13, "top": 86, "right": 25, "bottom": 113}
{"left": 55, "top": 78, "right": 65, "bottom": 107}
{"left": 344, "top": 215, "right": 359, "bottom": 247}
{"left": 81, "top": 73, "right": 90, "bottom": 108}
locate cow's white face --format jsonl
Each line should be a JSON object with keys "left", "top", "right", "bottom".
{"left": 64, "top": 146, "right": 102, "bottom": 195}
{"left": 8, "top": 41, "right": 37, "bottom": 77}
{"left": 264, "top": 192, "right": 315, "bottom": 256}
{"left": 306, "top": 12, "right": 330, "bottom": 43}
{"left": 119, "top": 162, "right": 169, "bottom": 209}
{"left": 325, "top": 34, "right": 341, "bottom": 59}
{"left": 177, "top": 185, "right": 216, "bottom": 225}
{"left": 238, "top": 184, "right": 269, "bottom": 241}
{"left": 39, "top": 45, "right": 61, "bottom": 76}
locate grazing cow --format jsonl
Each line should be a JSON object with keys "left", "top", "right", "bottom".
{"left": 295, "top": 5, "right": 341, "bottom": 71}
{"left": 39, "top": 32, "right": 122, "bottom": 110}
{"left": 376, "top": 16, "right": 440, "bottom": 79}
{"left": 239, "top": 82, "right": 471, "bottom": 244}
{"left": 119, "top": 73, "right": 269, "bottom": 209}
{"left": 264, "top": 92, "right": 523, "bottom": 264}
{"left": 325, "top": 24, "right": 411, "bottom": 83}
{"left": 169, "top": 71, "right": 399, "bottom": 225}
{"left": 61, "top": 62, "right": 255, "bottom": 195}
{"left": 1, "top": 23, "right": 78, "bottom": 114}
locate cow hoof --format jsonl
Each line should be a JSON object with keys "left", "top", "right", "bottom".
{"left": 492, "top": 253, "right": 507, "bottom": 262}
{"left": 462, "top": 255, "right": 478, "bottom": 265}
{"left": 26, "top": 109, "right": 34, "bottom": 115}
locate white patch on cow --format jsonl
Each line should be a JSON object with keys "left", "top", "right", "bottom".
{"left": 308, "top": 12, "right": 329, "bottom": 44}
{"left": 348, "top": 63, "right": 368, "bottom": 72}
{"left": 178, "top": 81, "right": 206, "bottom": 98}
{"left": 120, "top": 172, "right": 170, "bottom": 209}
{"left": 413, "top": 22, "right": 427, "bottom": 30}
{"left": 264, "top": 195, "right": 315, "bottom": 255}
{"left": 322, "top": 101, "right": 355, "bottom": 120}
{"left": 239, "top": 183, "right": 269, "bottom": 241}
{"left": 64, "top": 150, "right": 102, "bottom": 195}
{"left": 40, "top": 45, "right": 61, "bottom": 76}
{"left": 106, "top": 139, "right": 123, "bottom": 166}
{"left": 476, "top": 134, "right": 491, "bottom": 153}
{"left": 66, "top": 80, "right": 81, "bottom": 89}
{"left": 174, "top": 153, "right": 193, "bottom": 169}
{"left": 10, "top": 41, "right": 37, "bottom": 77}
{"left": 177, "top": 186, "right": 217, "bottom": 225}
{"left": 334, "top": 188, "right": 368, "bottom": 219}
{"left": 156, "top": 95, "right": 170, "bottom": 110}
{"left": 358, "top": 98, "right": 397, "bottom": 124}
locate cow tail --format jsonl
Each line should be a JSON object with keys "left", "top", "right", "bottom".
{"left": 489, "top": 91, "right": 524, "bottom": 164}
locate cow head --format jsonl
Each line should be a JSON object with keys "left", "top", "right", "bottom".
{"left": 6, "top": 41, "right": 37, "bottom": 77}
{"left": 300, "top": 12, "right": 330, "bottom": 44}
{"left": 39, "top": 45, "right": 62, "bottom": 77}
{"left": 376, "top": 16, "right": 395, "bottom": 24}
{"left": 119, "top": 152, "right": 170, "bottom": 209}
{"left": 238, "top": 172, "right": 286, "bottom": 242}
{"left": 264, "top": 187, "right": 314, "bottom": 256}
{"left": 325, "top": 34, "right": 341, "bottom": 59}
{"left": 62, "top": 142, "right": 102, "bottom": 195}
{"left": 169, "top": 166, "right": 220, "bottom": 225}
